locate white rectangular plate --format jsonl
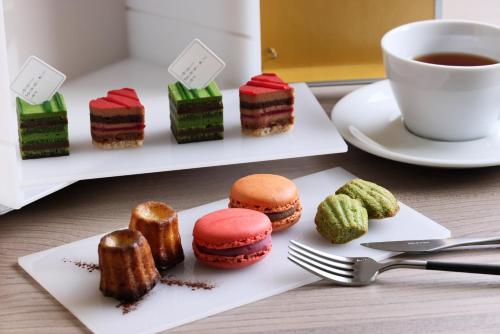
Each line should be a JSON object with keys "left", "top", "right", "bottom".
{"left": 19, "top": 59, "right": 347, "bottom": 187}
{"left": 19, "top": 167, "right": 450, "bottom": 334}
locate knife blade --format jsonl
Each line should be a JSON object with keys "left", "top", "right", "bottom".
{"left": 361, "top": 236, "right": 500, "bottom": 253}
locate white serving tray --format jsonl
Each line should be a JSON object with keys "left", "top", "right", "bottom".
{"left": 17, "top": 59, "right": 347, "bottom": 187}
{"left": 19, "top": 167, "right": 450, "bottom": 334}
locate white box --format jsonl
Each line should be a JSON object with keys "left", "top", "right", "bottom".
{"left": 0, "top": 1, "right": 345, "bottom": 211}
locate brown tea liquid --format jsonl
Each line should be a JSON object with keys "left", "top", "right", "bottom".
{"left": 414, "top": 52, "right": 498, "bottom": 66}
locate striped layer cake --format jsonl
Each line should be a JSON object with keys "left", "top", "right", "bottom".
{"left": 239, "top": 73, "right": 294, "bottom": 136}
{"left": 16, "top": 92, "right": 69, "bottom": 159}
{"left": 168, "top": 81, "right": 223, "bottom": 144}
{"left": 89, "top": 88, "right": 145, "bottom": 149}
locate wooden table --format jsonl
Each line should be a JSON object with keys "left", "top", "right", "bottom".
{"left": 2, "top": 86, "right": 500, "bottom": 334}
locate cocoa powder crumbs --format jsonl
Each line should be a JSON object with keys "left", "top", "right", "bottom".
{"left": 116, "top": 277, "right": 215, "bottom": 315}
{"left": 116, "top": 297, "right": 143, "bottom": 315}
{"left": 160, "top": 276, "right": 216, "bottom": 291}
{"left": 62, "top": 259, "right": 100, "bottom": 273}
{"left": 62, "top": 259, "right": 215, "bottom": 315}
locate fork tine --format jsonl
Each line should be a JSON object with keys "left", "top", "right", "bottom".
{"left": 290, "top": 240, "right": 355, "bottom": 264}
{"left": 288, "top": 249, "right": 353, "bottom": 277}
{"left": 288, "top": 253, "right": 354, "bottom": 285}
{"left": 289, "top": 244, "right": 354, "bottom": 271}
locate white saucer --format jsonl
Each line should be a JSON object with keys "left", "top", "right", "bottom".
{"left": 331, "top": 80, "right": 500, "bottom": 168}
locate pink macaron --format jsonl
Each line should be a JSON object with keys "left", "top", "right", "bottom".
{"left": 192, "top": 208, "right": 272, "bottom": 269}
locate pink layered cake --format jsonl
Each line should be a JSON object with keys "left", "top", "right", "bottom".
{"left": 239, "top": 73, "right": 295, "bottom": 136}
{"left": 89, "top": 88, "right": 145, "bottom": 149}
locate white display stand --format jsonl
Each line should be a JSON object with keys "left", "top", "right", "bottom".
{"left": 0, "top": 1, "right": 262, "bottom": 211}
{"left": 0, "top": 2, "right": 348, "bottom": 211}
{"left": 0, "top": 58, "right": 347, "bottom": 209}
{"left": 0, "top": 4, "right": 25, "bottom": 209}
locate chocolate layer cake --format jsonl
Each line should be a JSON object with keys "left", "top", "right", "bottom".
{"left": 89, "top": 88, "right": 145, "bottom": 149}
{"left": 239, "top": 73, "right": 294, "bottom": 136}
{"left": 16, "top": 92, "right": 69, "bottom": 159}
{"left": 168, "top": 81, "right": 223, "bottom": 144}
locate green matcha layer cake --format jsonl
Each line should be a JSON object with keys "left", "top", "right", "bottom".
{"left": 16, "top": 93, "right": 69, "bottom": 159}
{"left": 168, "top": 81, "right": 223, "bottom": 144}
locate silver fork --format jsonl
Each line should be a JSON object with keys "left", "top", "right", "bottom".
{"left": 288, "top": 240, "right": 500, "bottom": 286}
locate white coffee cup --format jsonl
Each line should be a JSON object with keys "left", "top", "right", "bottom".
{"left": 382, "top": 20, "right": 500, "bottom": 141}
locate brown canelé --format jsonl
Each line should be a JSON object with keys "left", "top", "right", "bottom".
{"left": 129, "top": 201, "right": 184, "bottom": 269}
{"left": 98, "top": 229, "right": 160, "bottom": 302}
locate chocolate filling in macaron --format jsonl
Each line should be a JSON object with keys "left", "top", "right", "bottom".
{"left": 261, "top": 206, "right": 297, "bottom": 222}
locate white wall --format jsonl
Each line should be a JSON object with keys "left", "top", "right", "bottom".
{"left": 125, "top": 0, "right": 261, "bottom": 89}
{"left": 3, "top": 0, "right": 128, "bottom": 80}
{"left": 443, "top": 0, "right": 500, "bottom": 25}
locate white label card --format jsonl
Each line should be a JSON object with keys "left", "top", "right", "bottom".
{"left": 10, "top": 56, "right": 66, "bottom": 105}
{"left": 168, "top": 39, "right": 225, "bottom": 89}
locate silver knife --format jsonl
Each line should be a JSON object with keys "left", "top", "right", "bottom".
{"left": 361, "top": 236, "right": 500, "bottom": 253}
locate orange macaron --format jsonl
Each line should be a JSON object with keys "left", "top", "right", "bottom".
{"left": 229, "top": 174, "right": 302, "bottom": 232}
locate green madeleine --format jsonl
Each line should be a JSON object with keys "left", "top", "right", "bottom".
{"left": 314, "top": 194, "right": 368, "bottom": 244}
{"left": 336, "top": 178, "right": 399, "bottom": 219}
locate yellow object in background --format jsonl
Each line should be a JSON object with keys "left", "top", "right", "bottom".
{"left": 261, "top": 0, "right": 438, "bottom": 83}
